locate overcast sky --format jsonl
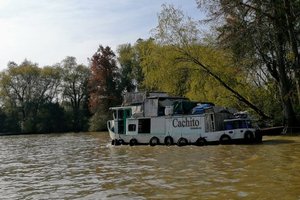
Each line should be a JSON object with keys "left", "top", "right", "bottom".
{"left": 0, "top": 0, "right": 203, "bottom": 70}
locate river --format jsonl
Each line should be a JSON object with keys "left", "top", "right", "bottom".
{"left": 0, "top": 133, "right": 299, "bottom": 199}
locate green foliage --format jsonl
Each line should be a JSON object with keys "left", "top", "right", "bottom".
{"left": 35, "top": 103, "right": 67, "bottom": 133}
{"left": 197, "top": 0, "right": 300, "bottom": 125}
{"left": 142, "top": 3, "right": 294, "bottom": 122}
{"left": 137, "top": 41, "right": 250, "bottom": 109}
{"left": 117, "top": 44, "right": 136, "bottom": 92}
{"left": 0, "top": 108, "right": 21, "bottom": 133}
{"left": 0, "top": 60, "right": 60, "bottom": 132}
{"left": 89, "top": 110, "right": 109, "bottom": 131}
{"left": 117, "top": 41, "right": 147, "bottom": 92}
{"left": 138, "top": 43, "right": 192, "bottom": 96}
{"left": 0, "top": 58, "right": 91, "bottom": 133}
{"left": 60, "top": 56, "right": 90, "bottom": 132}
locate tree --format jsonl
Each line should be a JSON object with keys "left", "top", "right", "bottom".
{"left": 117, "top": 40, "right": 147, "bottom": 91}
{"left": 196, "top": 0, "right": 300, "bottom": 126}
{"left": 89, "top": 45, "right": 121, "bottom": 131}
{"left": 0, "top": 107, "right": 20, "bottom": 133}
{"left": 0, "top": 60, "right": 62, "bottom": 132}
{"left": 152, "top": 4, "right": 270, "bottom": 119}
{"left": 135, "top": 41, "right": 192, "bottom": 96}
{"left": 61, "top": 56, "right": 90, "bottom": 132}
{"left": 117, "top": 44, "right": 137, "bottom": 92}
{"left": 136, "top": 38, "right": 258, "bottom": 111}
{"left": 35, "top": 102, "right": 67, "bottom": 133}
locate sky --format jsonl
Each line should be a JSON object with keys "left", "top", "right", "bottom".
{"left": 0, "top": 0, "right": 204, "bottom": 70}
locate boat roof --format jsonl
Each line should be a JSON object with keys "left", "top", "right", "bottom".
{"left": 146, "top": 96, "right": 189, "bottom": 101}
{"left": 224, "top": 118, "right": 250, "bottom": 122}
{"left": 109, "top": 106, "right": 134, "bottom": 110}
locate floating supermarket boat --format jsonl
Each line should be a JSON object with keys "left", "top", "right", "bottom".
{"left": 107, "top": 92, "right": 262, "bottom": 146}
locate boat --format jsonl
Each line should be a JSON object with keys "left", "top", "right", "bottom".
{"left": 107, "top": 92, "right": 262, "bottom": 146}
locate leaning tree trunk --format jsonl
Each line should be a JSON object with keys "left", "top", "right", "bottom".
{"left": 275, "top": 26, "right": 297, "bottom": 126}
{"left": 278, "top": 76, "right": 297, "bottom": 126}
{"left": 284, "top": 0, "right": 300, "bottom": 105}
{"left": 277, "top": 61, "right": 297, "bottom": 126}
{"left": 177, "top": 48, "right": 271, "bottom": 119}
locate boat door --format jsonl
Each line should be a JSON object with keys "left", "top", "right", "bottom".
{"left": 116, "top": 108, "right": 132, "bottom": 134}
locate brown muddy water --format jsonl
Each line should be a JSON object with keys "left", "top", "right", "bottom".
{"left": 0, "top": 133, "right": 300, "bottom": 199}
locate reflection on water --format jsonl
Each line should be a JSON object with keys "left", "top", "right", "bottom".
{"left": 0, "top": 133, "right": 300, "bottom": 199}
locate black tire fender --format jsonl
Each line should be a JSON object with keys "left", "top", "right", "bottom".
{"left": 164, "top": 136, "right": 174, "bottom": 146}
{"left": 111, "top": 139, "right": 116, "bottom": 146}
{"left": 177, "top": 137, "right": 188, "bottom": 146}
{"left": 219, "top": 134, "right": 231, "bottom": 145}
{"left": 196, "top": 137, "right": 207, "bottom": 146}
{"left": 244, "top": 131, "right": 254, "bottom": 143}
{"left": 118, "top": 139, "right": 125, "bottom": 145}
{"left": 129, "top": 138, "right": 138, "bottom": 146}
{"left": 149, "top": 137, "right": 160, "bottom": 146}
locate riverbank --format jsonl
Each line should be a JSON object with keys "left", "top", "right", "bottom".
{"left": 0, "top": 131, "right": 97, "bottom": 136}
{"left": 259, "top": 126, "right": 300, "bottom": 136}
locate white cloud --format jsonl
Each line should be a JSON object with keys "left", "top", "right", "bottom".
{"left": 0, "top": 0, "right": 201, "bottom": 69}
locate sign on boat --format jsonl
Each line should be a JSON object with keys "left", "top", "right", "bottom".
{"left": 107, "top": 92, "right": 262, "bottom": 146}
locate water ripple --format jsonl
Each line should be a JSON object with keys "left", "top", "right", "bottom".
{"left": 0, "top": 134, "right": 300, "bottom": 199}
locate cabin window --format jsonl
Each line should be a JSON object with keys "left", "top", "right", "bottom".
{"left": 125, "top": 109, "right": 132, "bottom": 118}
{"left": 225, "top": 122, "right": 233, "bottom": 130}
{"left": 128, "top": 124, "right": 136, "bottom": 132}
{"left": 224, "top": 120, "right": 252, "bottom": 130}
{"left": 117, "top": 110, "right": 124, "bottom": 119}
{"left": 138, "top": 119, "right": 151, "bottom": 133}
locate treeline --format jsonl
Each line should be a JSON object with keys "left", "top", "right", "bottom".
{"left": 0, "top": 45, "right": 143, "bottom": 133}
{"left": 0, "top": 57, "right": 90, "bottom": 133}
{"left": 0, "top": 1, "right": 299, "bottom": 134}
{"left": 114, "top": 1, "right": 300, "bottom": 126}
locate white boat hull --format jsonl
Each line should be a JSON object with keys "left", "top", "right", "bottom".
{"left": 107, "top": 116, "right": 262, "bottom": 146}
